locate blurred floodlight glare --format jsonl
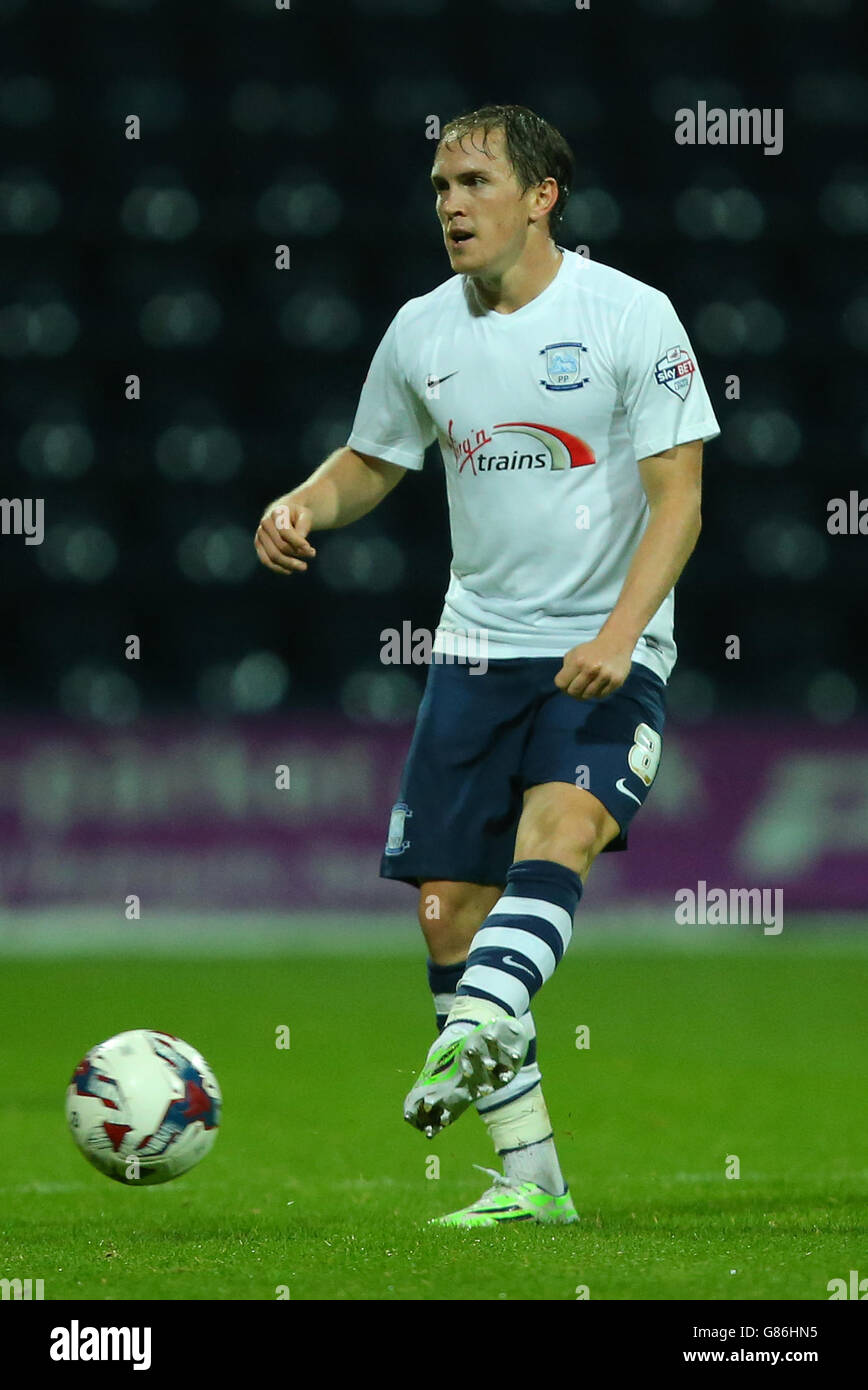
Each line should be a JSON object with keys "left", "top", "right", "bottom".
{"left": 284, "top": 85, "right": 338, "bottom": 136}
{"left": 91, "top": 0, "right": 156, "bottom": 11}
{"left": 806, "top": 670, "right": 859, "bottom": 723}
{"left": 105, "top": 78, "right": 184, "bottom": 130}
{"left": 695, "top": 302, "right": 745, "bottom": 353}
{"left": 675, "top": 187, "right": 765, "bottom": 241}
{"left": 121, "top": 184, "right": 200, "bottom": 241}
{"left": 746, "top": 521, "right": 828, "bottom": 580}
{"left": 373, "top": 76, "right": 463, "bottom": 127}
{"left": 0, "top": 75, "right": 54, "bottom": 126}
{"left": 37, "top": 525, "right": 119, "bottom": 583}
{"left": 841, "top": 296, "right": 868, "bottom": 350}
{"left": 739, "top": 300, "right": 787, "bottom": 352}
{"left": 490, "top": 0, "right": 568, "bottom": 12}
{"left": 19, "top": 423, "right": 95, "bottom": 478}
{"left": 196, "top": 653, "right": 290, "bottom": 715}
{"left": 355, "top": 0, "right": 446, "bottom": 14}
{"left": 230, "top": 81, "right": 285, "bottom": 135}
{"left": 139, "top": 291, "right": 221, "bottom": 347}
{"left": 228, "top": 0, "right": 286, "bottom": 12}
{"left": 340, "top": 669, "right": 423, "bottom": 723}
{"left": 0, "top": 304, "right": 30, "bottom": 355}
{"left": 523, "top": 81, "right": 600, "bottom": 132}
{"left": 819, "top": 172, "right": 868, "bottom": 234}
{"left": 155, "top": 425, "right": 243, "bottom": 483}
{"left": 300, "top": 414, "right": 356, "bottom": 469}
{"left": 0, "top": 300, "right": 79, "bottom": 357}
{"left": 771, "top": 0, "right": 851, "bottom": 15}
{"left": 724, "top": 410, "right": 802, "bottom": 466}
{"left": 695, "top": 299, "right": 786, "bottom": 354}
{"left": 639, "top": 0, "right": 713, "bottom": 15}
{"left": 561, "top": 188, "right": 622, "bottom": 240}
{"left": 177, "top": 525, "right": 258, "bottom": 583}
{"left": 230, "top": 82, "right": 337, "bottom": 137}
{"left": 0, "top": 173, "right": 62, "bottom": 234}
{"left": 317, "top": 535, "right": 406, "bottom": 592}
{"left": 231, "top": 652, "right": 290, "bottom": 712}
{"left": 278, "top": 291, "right": 361, "bottom": 348}
{"left": 651, "top": 77, "right": 742, "bottom": 123}
{"left": 59, "top": 666, "right": 141, "bottom": 725}
{"left": 792, "top": 71, "right": 868, "bottom": 122}
{"left": 664, "top": 669, "right": 717, "bottom": 723}
{"left": 255, "top": 179, "right": 342, "bottom": 236}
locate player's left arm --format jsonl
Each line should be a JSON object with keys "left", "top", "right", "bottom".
{"left": 554, "top": 438, "right": 703, "bottom": 700}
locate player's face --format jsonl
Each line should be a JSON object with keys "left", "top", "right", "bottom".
{"left": 431, "top": 128, "right": 538, "bottom": 274}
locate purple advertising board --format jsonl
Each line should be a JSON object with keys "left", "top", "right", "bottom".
{"left": 0, "top": 717, "right": 866, "bottom": 911}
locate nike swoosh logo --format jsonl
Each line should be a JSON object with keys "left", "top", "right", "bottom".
{"left": 426, "top": 370, "right": 459, "bottom": 389}
{"left": 615, "top": 778, "right": 642, "bottom": 806}
{"left": 503, "top": 954, "right": 535, "bottom": 977}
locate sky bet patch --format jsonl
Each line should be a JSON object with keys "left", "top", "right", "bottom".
{"left": 654, "top": 345, "right": 695, "bottom": 400}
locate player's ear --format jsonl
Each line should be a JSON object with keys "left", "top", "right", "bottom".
{"left": 530, "top": 176, "right": 557, "bottom": 225}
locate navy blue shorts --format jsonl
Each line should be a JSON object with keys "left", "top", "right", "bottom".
{"left": 380, "top": 656, "right": 666, "bottom": 889}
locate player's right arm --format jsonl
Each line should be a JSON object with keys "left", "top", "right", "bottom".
{"left": 258, "top": 301, "right": 433, "bottom": 576}
{"left": 255, "top": 447, "right": 406, "bottom": 576}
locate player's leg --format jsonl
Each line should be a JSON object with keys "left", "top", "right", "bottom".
{"left": 380, "top": 657, "right": 542, "bottom": 1136}
{"left": 418, "top": 880, "right": 501, "bottom": 969}
{"left": 426, "top": 663, "right": 666, "bottom": 1223}
{"left": 433, "top": 796, "right": 616, "bottom": 1222}
{"left": 447, "top": 659, "right": 665, "bottom": 1029}
{"left": 417, "top": 796, "right": 618, "bottom": 1227}
{"left": 419, "top": 880, "right": 543, "bottom": 1123}
{"left": 404, "top": 875, "right": 530, "bottom": 1138}
{"left": 389, "top": 656, "right": 664, "bottom": 1207}
{"left": 399, "top": 665, "right": 639, "bottom": 1139}
{"left": 516, "top": 782, "right": 622, "bottom": 872}
{"left": 417, "top": 877, "right": 576, "bottom": 1225}
{"left": 449, "top": 786, "right": 619, "bottom": 1022}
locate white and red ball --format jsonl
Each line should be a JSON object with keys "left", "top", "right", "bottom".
{"left": 66, "top": 1030, "right": 221, "bottom": 1185}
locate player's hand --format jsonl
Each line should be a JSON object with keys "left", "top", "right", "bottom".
{"left": 554, "top": 638, "right": 633, "bottom": 701}
{"left": 255, "top": 497, "right": 317, "bottom": 575}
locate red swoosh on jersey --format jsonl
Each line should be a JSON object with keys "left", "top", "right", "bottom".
{"left": 494, "top": 422, "right": 596, "bottom": 468}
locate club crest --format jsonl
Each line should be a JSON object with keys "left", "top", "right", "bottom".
{"left": 384, "top": 801, "right": 413, "bottom": 856}
{"left": 539, "top": 341, "right": 589, "bottom": 391}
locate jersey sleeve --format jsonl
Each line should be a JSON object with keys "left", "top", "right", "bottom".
{"left": 346, "top": 309, "right": 436, "bottom": 471}
{"left": 616, "top": 289, "right": 720, "bottom": 461}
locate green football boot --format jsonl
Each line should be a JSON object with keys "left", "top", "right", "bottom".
{"left": 432, "top": 1166, "right": 580, "bottom": 1228}
{"left": 403, "top": 1018, "right": 528, "bottom": 1138}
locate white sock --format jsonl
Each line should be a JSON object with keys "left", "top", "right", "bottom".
{"left": 431, "top": 994, "right": 512, "bottom": 1060}
{"left": 480, "top": 1086, "right": 567, "bottom": 1196}
{"left": 503, "top": 1136, "right": 566, "bottom": 1197}
{"left": 444, "top": 994, "right": 511, "bottom": 1028}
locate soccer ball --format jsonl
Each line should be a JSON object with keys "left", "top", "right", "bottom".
{"left": 65, "top": 1029, "right": 221, "bottom": 1185}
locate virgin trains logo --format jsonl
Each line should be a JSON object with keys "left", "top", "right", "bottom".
{"left": 447, "top": 419, "right": 596, "bottom": 474}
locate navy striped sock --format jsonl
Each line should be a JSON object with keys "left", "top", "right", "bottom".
{"left": 455, "top": 859, "right": 582, "bottom": 1017}
{"left": 427, "top": 959, "right": 465, "bottom": 1034}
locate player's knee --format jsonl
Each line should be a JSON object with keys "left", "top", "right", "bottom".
{"left": 516, "top": 813, "right": 612, "bottom": 878}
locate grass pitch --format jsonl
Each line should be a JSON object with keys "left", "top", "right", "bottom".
{"left": 0, "top": 926, "right": 865, "bottom": 1300}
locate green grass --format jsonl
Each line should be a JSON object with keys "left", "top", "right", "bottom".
{"left": 1, "top": 932, "right": 866, "bottom": 1300}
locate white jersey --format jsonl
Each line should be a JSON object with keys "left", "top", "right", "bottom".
{"left": 346, "top": 248, "right": 720, "bottom": 681}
